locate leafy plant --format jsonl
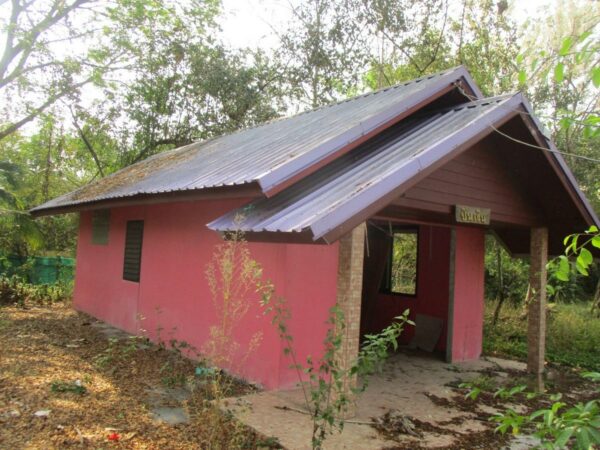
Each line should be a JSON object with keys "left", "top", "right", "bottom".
{"left": 494, "top": 400, "right": 600, "bottom": 450}
{"left": 200, "top": 228, "right": 266, "bottom": 447}
{"left": 260, "top": 282, "right": 413, "bottom": 450}
{"left": 556, "top": 226, "right": 600, "bottom": 281}
{"left": 459, "top": 383, "right": 482, "bottom": 401}
{"left": 159, "top": 361, "right": 187, "bottom": 388}
{"left": 494, "top": 384, "right": 527, "bottom": 400}
{"left": 492, "top": 408, "right": 528, "bottom": 435}
{"left": 94, "top": 335, "right": 145, "bottom": 370}
{"left": 50, "top": 380, "right": 87, "bottom": 395}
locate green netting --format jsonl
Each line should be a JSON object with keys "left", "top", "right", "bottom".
{"left": 0, "top": 255, "right": 75, "bottom": 285}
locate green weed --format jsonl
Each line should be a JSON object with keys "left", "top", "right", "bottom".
{"left": 50, "top": 380, "right": 87, "bottom": 395}
{"left": 484, "top": 301, "right": 600, "bottom": 371}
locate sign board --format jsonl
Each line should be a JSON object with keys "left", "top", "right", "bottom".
{"left": 455, "top": 205, "right": 491, "bottom": 225}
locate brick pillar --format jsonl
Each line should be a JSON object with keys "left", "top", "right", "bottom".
{"left": 527, "top": 227, "right": 548, "bottom": 375}
{"left": 334, "top": 222, "right": 365, "bottom": 417}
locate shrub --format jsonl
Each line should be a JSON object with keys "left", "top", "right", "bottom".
{"left": 0, "top": 276, "right": 72, "bottom": 306}
{"left": 0, "top": 276, "right": 28, "bottom": 306}
{"left": 484, "top": 301, "right": 600, "bottom": 371}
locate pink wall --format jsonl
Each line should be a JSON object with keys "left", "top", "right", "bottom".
{"left": 363, "top": 225, "right": 452, "bottom": 351}
{"left": 74, "top": 199, "right": 339, "bottom": 389}
{"left": 447, "top": 226, "right": 486, "bottom": 362}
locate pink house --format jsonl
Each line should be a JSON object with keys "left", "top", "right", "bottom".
{"left": 32, "top": 67, "right": 598, "bottom": 389}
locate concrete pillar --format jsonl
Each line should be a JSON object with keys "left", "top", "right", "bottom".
{"left": 527, "top": 227, "right": 548, "bottom": 375}
{"left": 334, "top": 222, "right": 366, "bottom": 416}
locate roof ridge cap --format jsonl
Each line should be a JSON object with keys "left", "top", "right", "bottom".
{"left": 184, "top": 67, "right": 468, "bottom": 149}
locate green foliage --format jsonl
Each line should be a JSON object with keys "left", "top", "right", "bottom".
{"left": 484, "top": 236, "right": 530, "bottom": 305}
{"left": 473, "top": 370, "right": 600, "bottom": 449}
{"left": 492, "top": 408, "right": 528, "bottom": 435}
{"left": 353, "top": 311, "right": 414, "bottom": 382}
{"left": 459, "top": 383, "right": 482, "bottom": 401}
{"left": 494, "top": 384, "right": 527, "bottom": 400}
{"left": 389, "top": 232, "right": 417, "bottom": 295}
{"left": 484, "top": 302, "right": 600, "bottom": 371}
{"left": 517, "top": 6, "right": 600, "bottom": 213}
{"left": 95, "top": 0, "right": 283, "bottom": 166}
{"left": 94, "top": 335, "right": 148, "bottom": 371}
{"left": 362, "top": 0, "right": 520, "bottom": 95}
{"left": 493, "top": 400, "right": 600, "bottom": 449}
{"left": 0, "top": 276, "right": 71, "bottom": 307}
{"left": 50, "top": 380, "right": 87, "bottom": 395}
{"left": 459, "top": 375, "right": 497, "bottom": 400}
{"left": 557, "top": 226, "right": 600, "bottom": 280}
{"left": 0, "top": 276, "right": 28, "bottom": 306}
{"left": 582, "top": 372, "right": 600, "bottom": 384}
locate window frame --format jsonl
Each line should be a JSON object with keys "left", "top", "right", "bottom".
{"left": 380, "top": 227, "right": 419, "bottom": 297}
{"left": 122, "top": 220, "right": 144, "bottom": 283}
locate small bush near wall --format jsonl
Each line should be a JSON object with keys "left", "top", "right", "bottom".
{"left": 0, "top": 276, "right": 72, "bottom": 307}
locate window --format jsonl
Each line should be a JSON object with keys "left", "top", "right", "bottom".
{"left": 91, "top": 210, "right": 110, "bottom": 245}
{"left": 123, "top": 220, "right": 144, "bottom": 282}
{"left": 381, "top": 229, "right": 418, "bottom": 296}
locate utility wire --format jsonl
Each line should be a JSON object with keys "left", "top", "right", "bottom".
{"left": 453, "top": 83, "right": 600, "bottom": 164}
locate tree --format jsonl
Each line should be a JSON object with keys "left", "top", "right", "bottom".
{"left": 361, "top": 0, "right": 520, "bottom": 95}
{"left": 516, "top": 0, "right": 600, "bottom": 212}
{"left": 275, "top": 0, "right": 370, "bottom": 109}
{"left": 0, "top": 135, "right": 43, "bottom": 254}
{"left": 80, "top": 0, "right": 285, "bottom": 166}
{"left": 0, "top": 0, "right": 108, "bottom": 141}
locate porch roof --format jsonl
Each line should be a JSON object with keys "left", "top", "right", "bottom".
{"left": 208, "top": 93, "right": 599, "bottom": 246}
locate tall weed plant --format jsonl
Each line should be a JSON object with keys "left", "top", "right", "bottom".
{"left": 202, "top": 229, "right": 264, "bottom": 447}
{"left": 260, "top": 282, "right": 413, "bottom": 449}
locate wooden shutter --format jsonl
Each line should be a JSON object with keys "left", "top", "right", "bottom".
{"left": 123, "top": 220, "right": 144, "bottom": 282}
{"left": 91, "top": 210, "right": 110, "bottom": 245}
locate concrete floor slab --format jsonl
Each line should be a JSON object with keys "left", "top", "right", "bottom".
{"left": 227, "top": 352, "right": 522, "bottom": 449}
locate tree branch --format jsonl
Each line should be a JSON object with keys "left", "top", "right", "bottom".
{"left": 69, "top": 107, "right": 105, "bottom": 177}
{"left": 0, "top": 0, "right": 90, "bottom": 83}
{"left": 0, "top": 77, "right": 92, "bottom": 141}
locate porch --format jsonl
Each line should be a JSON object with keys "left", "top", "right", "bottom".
{"left": 226, "top": 352, "right": 535, "bottom": 449}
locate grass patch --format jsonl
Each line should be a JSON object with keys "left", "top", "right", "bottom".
{"left": 484, "top": 301, "right": 600, "bottom": 371}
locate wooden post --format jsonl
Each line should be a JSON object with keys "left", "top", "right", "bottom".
{"left": 527, "top": 227, "right": 548, "bottom": 376}
{"left": 334, "top": 222, "right": 366, "bottom": 418}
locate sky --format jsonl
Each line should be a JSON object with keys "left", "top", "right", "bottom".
{"left": 218, "top": 0, "right": 558, "bottom": 51}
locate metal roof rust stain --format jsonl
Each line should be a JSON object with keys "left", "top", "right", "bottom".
{"left": 69, "top": 144, "right": 199, "bottom": 202}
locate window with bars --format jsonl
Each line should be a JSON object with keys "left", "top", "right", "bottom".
{"left": 123, "top": 220, "right": 144, "bottom": 282}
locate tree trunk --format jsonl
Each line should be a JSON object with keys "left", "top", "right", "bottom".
{"left": 492, "top": 245, "right": 505, "bottom": 325}
{"left": 591, "top": 278, "right": 600, "bottom": 317}
{"left": 42, "top": 124, "right": 53, "bottom": 202}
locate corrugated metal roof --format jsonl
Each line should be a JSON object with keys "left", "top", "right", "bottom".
{"left": 208, "top": 95, "right": 521, "bottom": 242}
{"left": 31, "top": 67, "right": 479, "bottom": 215}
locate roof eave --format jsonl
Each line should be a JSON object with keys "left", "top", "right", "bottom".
{"left": 30, "top": 182, "right": 263, "bottom": 217}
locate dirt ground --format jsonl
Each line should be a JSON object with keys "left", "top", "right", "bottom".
{"left": 0, "top": 302, "right": 275, "bottom": 450}
{"left": 1, "top": 302, "right": 597, "bottom": 450}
